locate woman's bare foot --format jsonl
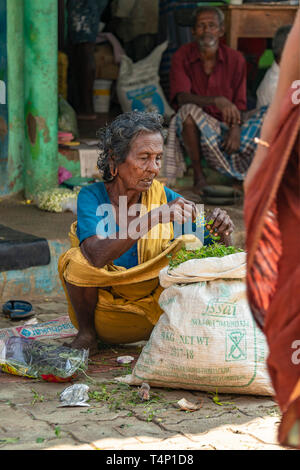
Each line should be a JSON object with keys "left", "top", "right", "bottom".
{"left": 64, "top": 332, "right": 99, "bottom": 356}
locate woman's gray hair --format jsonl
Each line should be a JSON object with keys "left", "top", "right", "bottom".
{"left": 97, "top": 111, "right": 164, "bottom": 182}
{"left": 192, "top": 6, "right": 224, "bottom": 29}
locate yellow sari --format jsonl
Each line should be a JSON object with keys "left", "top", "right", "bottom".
{"left": 58, "top": 180, "right": 193, "bottom": 344}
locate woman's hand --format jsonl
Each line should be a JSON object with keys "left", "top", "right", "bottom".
{"left": 205, "top": 208, "right": 234, "bottom": 246}
{"left": 157, "top": 197, "right": 198, "bottom": 225}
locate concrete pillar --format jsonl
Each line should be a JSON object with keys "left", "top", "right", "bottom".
{"left": 24, "top": 0, "right": 58, "bottom": 198}
{"left": 0, "top": 0, "right": 9, "bottom": 196}
{"left": 7, "top": 0, "right": 25, "bottom": 194}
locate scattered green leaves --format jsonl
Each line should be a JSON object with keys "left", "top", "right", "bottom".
{"left": 144, "top": 408, "right": 156, "bottom": 422}
{"left": 208, "top": 389, "right": 234, "bottom": 406}
{"left": 0, "top": 437, "right": 20, "bottom": 446}
{"left": 87, "top": 382, "right": 172, "bottom": 421}
{"left": 119, "top": 364, "right": 132, "bottom": 375}
{"left": 265, "top": 406, "right": 281, "bottom": 417}
{"left": 54, "top": 426, "right": 61, "bottom": 438}
{"left": 88, "top": 358, "right": 109, "bottom": 366}
{"left": 36, "top": 437, "right": 45, "bottom": 444}
{"left": 80, "top": 408, "right": 95, "bottom": 414}
{"left": 31, "top": 389, "right": 44, "bottom": 405}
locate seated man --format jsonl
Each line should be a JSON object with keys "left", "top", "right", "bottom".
{"left": 58, "top": 111, "right": 234, "bottom": 355}
{"left": 256, "top": 25, "right": 292, "bottom": 109}
{"left": 165, "top": 6, "right": 267, "bottom": 194}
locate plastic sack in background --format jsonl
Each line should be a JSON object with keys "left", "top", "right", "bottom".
{"left": 116, "top": 41, "right": 174, "bottom": 118}
{"left": 58, "top": 95, "right": 78, "bottom": 139}
{"left": 34, "top": 187, "right": 80, "bottom": 213}
{"left": 0, "top": 336, "right": 88, "bottom": 383}
{"left": 60, "top": 197, "right": 77, "bottom": 215}
{"left": 117, "top": 252, "right": 274, "bottom": 396}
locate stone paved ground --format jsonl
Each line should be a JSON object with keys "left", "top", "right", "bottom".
{"left": 0, "top": 295, "right": 288, "bottom": 451}
{"left": 0, "top": 188, "right": 288, "bottom": 451}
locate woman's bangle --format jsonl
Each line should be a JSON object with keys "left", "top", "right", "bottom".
{"left": 254, "top": 137, "right": 270, "bottom": 148}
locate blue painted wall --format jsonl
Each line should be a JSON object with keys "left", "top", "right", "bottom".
{"left": 0, "top": 240, "right": 70, "bottom": 300}
{"left": 0, "top": 0, "right": 8, "bottom": 196}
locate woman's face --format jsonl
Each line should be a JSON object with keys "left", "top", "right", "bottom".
{"left": 115, "top": 131, "right": 163, "bottom": 192}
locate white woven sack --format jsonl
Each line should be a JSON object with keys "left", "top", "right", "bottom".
{"left": 159, "top": 252, "right": 247, "bottom": 287}
{"left": 116, "top": 41, "right": 173, "bottom": 117}
{"left": 118, "top": 253, "right": 274, "bottom": 396}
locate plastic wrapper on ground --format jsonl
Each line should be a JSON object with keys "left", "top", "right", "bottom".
{"left": 0, "top": 336, "right": 88, "bottom": 383}
{"left": 58, "top": 384, "right": 90, "bottom": 407}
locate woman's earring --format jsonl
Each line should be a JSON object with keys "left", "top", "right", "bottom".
{"left": 110, "top": 165, "right": 118, "bottom": 177}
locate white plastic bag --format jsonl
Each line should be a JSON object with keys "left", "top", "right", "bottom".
{"left": 58, "top": 95, "right": 78, "bottom": 138}
{"left": 118, "top": 253, "right": 274, "bottom": 396}
{"left": 116, "top": 41, "right": 174, "bottom": 118}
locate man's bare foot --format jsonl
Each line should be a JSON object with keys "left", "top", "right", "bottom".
{"left": 192, "top": 173, "right": 207, "bottom": 195}
{"left": 64, "top": 333, "right": 99, "bottom": 356}
{"left": 193, "top": 178, "right": 207, "bottom": 195}
{"left": 193, "top": 185, "right": 204, "bottom": 195}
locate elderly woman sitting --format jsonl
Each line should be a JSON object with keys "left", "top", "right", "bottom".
{"left": 58, "top": 111, "right": 234, "bottom": 355}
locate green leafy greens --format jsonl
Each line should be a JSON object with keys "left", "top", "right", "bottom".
{"left": 167, "top": 242, "right": 243, "bottom": 270}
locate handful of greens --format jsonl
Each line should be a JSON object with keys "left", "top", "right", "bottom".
{"left": 168, "top": 242, "right": 244, "bottom": 270}
{"left": 1, "top": 337, "right": 88, "bottom": 383}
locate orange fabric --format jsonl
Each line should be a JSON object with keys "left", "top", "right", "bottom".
{"left": 58, "top": 235, "right": 188, "bottom": 344}
{"left": 245, "top": 87, "right": 300, "bottom": 447}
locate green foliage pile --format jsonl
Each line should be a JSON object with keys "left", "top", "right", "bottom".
{"left": 168, "top": 242, "right": 244, "bottom": 270}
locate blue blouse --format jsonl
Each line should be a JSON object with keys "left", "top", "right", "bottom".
{"left": 77, "top": 182, "right": 212, "bottom": 269}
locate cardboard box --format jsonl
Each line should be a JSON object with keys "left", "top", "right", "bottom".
{"left": 94, "top": 43, "right": 114, "bottom": 64}
{"left": 94, "top": 43, "right": 119, "bottom": 80}
{"left": 96, "top": 63, "right": 119, "bottom": 80}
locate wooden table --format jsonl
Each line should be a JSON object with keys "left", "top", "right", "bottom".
{"left": 226, "top": 4, "right": 299, "bottom": 49}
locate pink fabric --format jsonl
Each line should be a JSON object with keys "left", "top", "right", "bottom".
{"left": 58, "top": 167, "right": 72, "bottom": 185}
{"left": 58, "top": 132, "right": 73, "bottom": 143}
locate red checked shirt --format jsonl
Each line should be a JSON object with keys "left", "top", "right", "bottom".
{"left": 169, "top": 41, "right": 247, "bottom": 121}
